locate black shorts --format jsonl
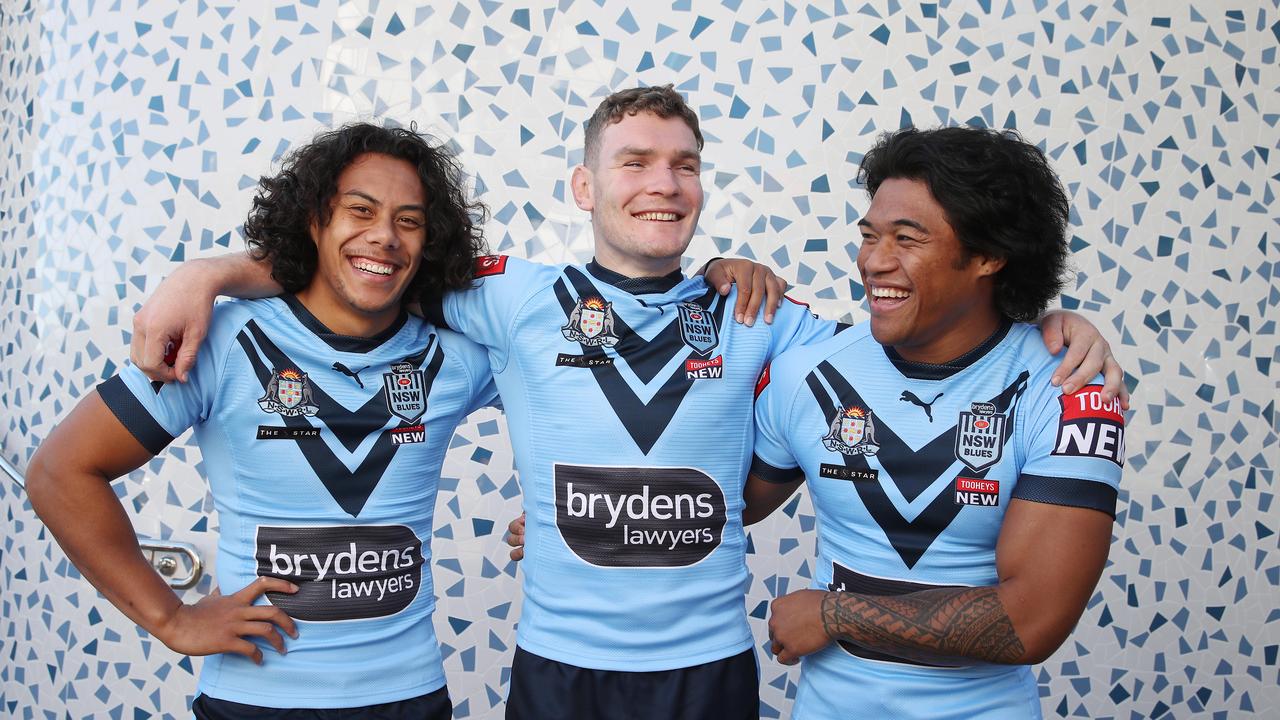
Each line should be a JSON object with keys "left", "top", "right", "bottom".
{"left": 505, "top": 646, "right": 758, "bottom": 720}
{"left": 192, "top": 686, "right": 451, "bottom": 719}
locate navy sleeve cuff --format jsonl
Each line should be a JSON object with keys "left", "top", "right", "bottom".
{"left": 97, "top": 375, "right": 175, "bottom": 455}
{"left": 1013, "top": 474, "right": 1118, "bottom": 517}
{"left": 750, "top": 455, "right": 804, "bottom": 484}
{"left": 424, "top": 298, "right": 451, "bottom": 329}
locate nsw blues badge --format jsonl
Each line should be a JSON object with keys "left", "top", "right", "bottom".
{"left": 955, "top": 401, "right": 1006, "bottom": 472}
{"left": 677, "top": 302, "right": 719, "bottom": 355}
{"left": 383, "top": 362, "right": 427, "bottom": 424}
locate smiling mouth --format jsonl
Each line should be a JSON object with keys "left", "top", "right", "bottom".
{"left": 633, "top": 211, "right": 680, "bottom": 222}
{"left": 351, "top": 258, "right": 395, "bottom": 276}
{"left": 870, "top": 286, "right": 910, "bottom": 299}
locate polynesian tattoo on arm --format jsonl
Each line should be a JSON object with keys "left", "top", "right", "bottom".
{"left": 820, "top": 586, "right": 1026, "bottom": 665}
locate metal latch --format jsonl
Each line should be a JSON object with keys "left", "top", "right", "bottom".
{"left": 139, "top": 539, "right": 203, "bottom": 589}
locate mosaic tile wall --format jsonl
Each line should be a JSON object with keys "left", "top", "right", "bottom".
{"left": 1, "top": 0, "right": 1276, "bottom": 717}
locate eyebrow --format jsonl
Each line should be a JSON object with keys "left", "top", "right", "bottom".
{"left": 857, "top": 217, "right": 928, "bottom": 233}
{"left": 614, "top": 146, "right": 701, "bottom": 162}
{"left": 341, "top": 190, "right": 426, "bottom": 214}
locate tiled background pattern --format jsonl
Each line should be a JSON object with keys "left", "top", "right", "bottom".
{"left": 1, "top": 1, "right": 1277, "bottom": 717}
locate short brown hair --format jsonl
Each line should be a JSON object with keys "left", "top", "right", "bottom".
{"left": 582, "top": 84, "right": 703, "bottom": 166}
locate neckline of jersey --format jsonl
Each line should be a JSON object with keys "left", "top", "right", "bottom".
{"left": 882, "top": 320, "right": 1013, "bottom": 381}
{"left": 586, "top": 259, "right": 685, "bottom": 295}
{"left": 278, "top": 293, "right": 410, "bottom": 353}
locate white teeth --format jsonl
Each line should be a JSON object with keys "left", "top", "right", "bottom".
{"left": 634, "top": 211, "right": 678, "bottom": 221}
{"left": 352, "top": 259, "right": 393, "bottom": 276}
{"left": 871, "top": 287, "right": 910, "bottom": 299}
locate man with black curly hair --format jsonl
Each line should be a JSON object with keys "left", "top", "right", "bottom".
{"left": 27, "top": 123, "right": 496, "bottom": 718}
{"left": 749, "top": 126, "right": 1125, "bottom": 719}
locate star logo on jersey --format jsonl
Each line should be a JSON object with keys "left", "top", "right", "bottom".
{"left": 955, "top": 401, "right": 1006, "bottom": 472}
{"left": 677, "top": 301, "right": 719, "bottom": 355}
{"left": 258, "top": 368, "right": 319, "bottom": 417}
{"left": 822, "top": 405, "right": 880, "bottom": 456}
{"left": 562, "top": 296, "right": 620, "bottom": 347}
{"left": 383, "top": 361, "right": 427, "bottom": 424}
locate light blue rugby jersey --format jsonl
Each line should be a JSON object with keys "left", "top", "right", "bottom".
{"left": 98, "top": 295, "right": 496, "bottom": 709}
{"left": 435, "top": 255, "right": 838, "bottom": 671}
{"left": 752, "top": 322, "right": 1123, "bottom": 720}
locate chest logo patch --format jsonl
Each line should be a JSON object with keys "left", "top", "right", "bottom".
{"left": 383, "top": 362, "right": 427, "bottom": 424}
{"left": 554, "top": 464, "right": 726, "bottom": 568}
{"left": 822, "top": 405, "right": 880, "bottom": 456}
{"left": 562, "top": 296, "right": 620, "bottom": 347}
{"left": 259, "top": 368, "right": 319, "bottom": 417}
{"left": 677, "top": 301, "right": 719, "bottom": 355}
{"left": 955, "top": 402, "right": 1006, "bottom": 472}
{"left": 257, "top": 524, "right": 422, "bottom": 621}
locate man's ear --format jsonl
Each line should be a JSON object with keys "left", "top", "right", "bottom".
{"left": 570, "top": 164, "right": 594, "bottom": 212}
{"left": 975, "top": 254, "right": 1006, "bottom": 278}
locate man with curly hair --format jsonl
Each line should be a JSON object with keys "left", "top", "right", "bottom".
{"left": 27, "top": 123, "right": 497, "bottom": 718}
{"left": 748, "top": 126, "right": 1125, "bottom": 719}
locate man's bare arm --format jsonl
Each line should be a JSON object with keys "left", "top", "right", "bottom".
{"left": 743, "top": 473, "right": 804, "bottom": 526}
{"left": 27, "top": 392, "right": 298, "bottom": 662}
{"left": 768, "top": 499, "right": 1113, "bottom": 665}
{"left": 131, "top": 253, "right": 280, "bottom": 383}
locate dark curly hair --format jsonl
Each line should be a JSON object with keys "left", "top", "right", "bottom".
{"left": 583, "top": 84, "right": 703, "bottom": 167}
{"left": 243, "top": 122, "right": 487, "bottom": 306}
{"left": 857, "top": 126, "right": 1071, "bottom": 322}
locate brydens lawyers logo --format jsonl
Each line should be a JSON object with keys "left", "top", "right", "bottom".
{"left": 822, "top": 405, "right": 880, "bottom": 456}
{"left": 955, "top": 401, "right": 1005, "bottom": 472}
{"left": 554, "top": 464, "right": 726, "bottom": 567}
{"left": 257, "top": 525, "right": 422, "bottom": 621}
{"left": 562, "top": 296, "right": 619, "bottom": 347}
{"left": 258, "top": 368, "right": 319, "bottom": 417}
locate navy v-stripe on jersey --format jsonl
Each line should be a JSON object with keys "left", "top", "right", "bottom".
{"left": 98, "top": 295, "right": 496, "bottom": 709}
{"left": 434, "top": 256, "right": 838, "bottom": 671}
{"left": 751, "top": 322, "right": 1124, "bottom": 719}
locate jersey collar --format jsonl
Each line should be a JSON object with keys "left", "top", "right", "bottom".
{"left": 586, "top": 259, "right": 685, "bottom": 295}
{"left": 280, "top": 293, "right": 409, "bottom": 353}
{"left": 883, "top": 320, "right": 1013, "bottom": 380}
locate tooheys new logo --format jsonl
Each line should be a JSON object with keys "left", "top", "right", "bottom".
{"left": 257, "top": 525, "right": 422, "bottom": 621}
{"left": 555, "top": 464, "right": 727, "bottom": 567}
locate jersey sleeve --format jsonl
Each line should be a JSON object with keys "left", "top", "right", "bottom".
{"left": 1015, "top": 371, "right": 1125, "bottom": 517}
{"left": 431, "top": 255, "right": 552, "bottom": 372}
{"left": 765, "top": 295, "right": 839, "bottom": 359}
{"left": 97, "top": 306, "right": 242, "bottom": 454}
{"left": 750, "top": 360, "right": 805, "bottom": 484}
{"left": 438, "top": 329, "right": 501, "bottom": 414}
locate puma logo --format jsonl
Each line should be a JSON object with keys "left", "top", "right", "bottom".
{"left": 900, "top": 390, "right": 944, "bottom": 422}
{"left": 333, "top": 362, "right": 369, "bottom": 388}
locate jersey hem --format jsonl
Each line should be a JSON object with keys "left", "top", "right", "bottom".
{"left": 514, "top": 635, "right": 753, "bottom": 672}
{"left": 196, "top": 675, "right": 446, "bottom": 709}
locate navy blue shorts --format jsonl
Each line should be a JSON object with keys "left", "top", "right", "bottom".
{"left": 505, "top": 646, "right": 759, "bottom": 720}
{"left": 192, "top": 686, "right": 451, "bottom": 719}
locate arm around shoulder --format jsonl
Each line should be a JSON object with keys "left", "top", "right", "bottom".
{"left": 132, "top": 252, "right": 281, "bottom": 383}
